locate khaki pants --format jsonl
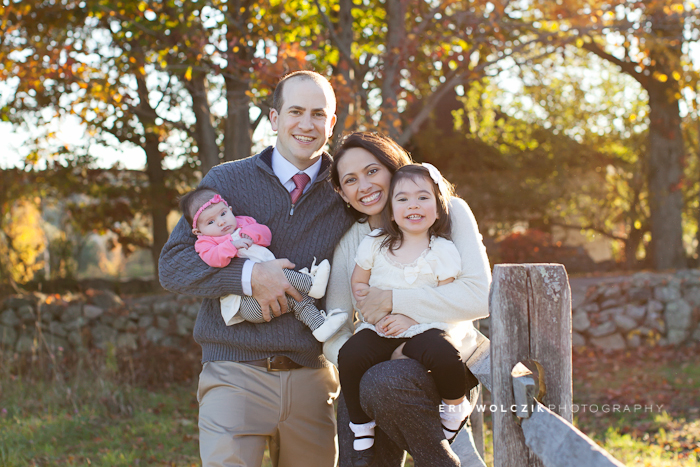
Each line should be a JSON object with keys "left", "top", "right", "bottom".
{"left": 197, "top": 361, "right": 340, "bottom": 467}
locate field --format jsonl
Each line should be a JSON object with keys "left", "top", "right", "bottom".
{"left": 1, "top": 342, "right": 699, "bottom": 466}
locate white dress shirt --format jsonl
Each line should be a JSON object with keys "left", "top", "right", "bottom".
{"left": 241, "top": 147, "right": 323, "bottom": 295}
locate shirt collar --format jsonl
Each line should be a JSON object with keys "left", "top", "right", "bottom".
{"left": 271, "top": 147, "right": 322, "bottom": 187}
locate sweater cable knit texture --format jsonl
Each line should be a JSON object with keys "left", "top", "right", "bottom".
{"left": 159, "top": 147, "right": 354, "bottom": 368}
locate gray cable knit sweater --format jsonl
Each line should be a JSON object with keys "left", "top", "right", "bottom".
{"left": 159, "top": 147, "right": 354, "bottom": 368}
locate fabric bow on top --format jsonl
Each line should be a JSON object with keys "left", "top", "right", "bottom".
{"left": 403, "top": 257, "right": 433, "bottom": 285}
{"left": 421, "top": 162, "right": 449, "bottom": 198}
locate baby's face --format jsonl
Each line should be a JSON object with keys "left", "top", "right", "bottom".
{"left": 193, "top": 202, "right": 238, "bottom": 236}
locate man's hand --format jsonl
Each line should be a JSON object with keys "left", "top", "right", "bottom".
{"left": 356, "top": 287, "right": 392, "bottom": 324}
{"left": 376, "top": 314, "right": 417, "bottom": 337}
{"left": 251, "top": 259, "right": 303, "bottom": 321}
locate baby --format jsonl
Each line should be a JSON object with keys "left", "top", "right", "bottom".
{"left": 179, "top": 186, "right": 347, "bottom": 342}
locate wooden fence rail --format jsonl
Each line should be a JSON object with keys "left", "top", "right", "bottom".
{"left": 453, "top": 264, "right": 627, "bottom": 467}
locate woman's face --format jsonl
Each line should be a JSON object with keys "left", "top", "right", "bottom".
{"left": 336, "top": 147, "right": 393, "bottom": 223}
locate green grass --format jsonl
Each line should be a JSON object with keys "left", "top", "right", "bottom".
{"left": 0, "top": 347, "right": 202, "bottom": 466}
{"left": 2, "top": 342, "right": 698, "bottom": 466}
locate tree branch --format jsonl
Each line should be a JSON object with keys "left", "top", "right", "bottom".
{"left": 580, "top": 39, "right": 647, "bottom": 87}
{"left": 312, "top": 0, "right": 359, "bottom": 77}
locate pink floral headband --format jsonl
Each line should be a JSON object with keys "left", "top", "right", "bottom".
{"left": 192, "top": 194, "right": 228, "bottom": 229}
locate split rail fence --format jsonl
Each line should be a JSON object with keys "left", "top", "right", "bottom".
{"left": 453, "top": 264, "right": 626, "bottom": 467}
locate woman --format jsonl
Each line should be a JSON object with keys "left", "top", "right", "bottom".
{"left": 323, "top": 132, "right": 491, "bottom": 467}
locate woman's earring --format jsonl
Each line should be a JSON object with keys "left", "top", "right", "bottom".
{"left": 346, "top": 202, "right": 351, "bottom": 208}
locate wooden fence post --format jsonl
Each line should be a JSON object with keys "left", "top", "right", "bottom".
{"left": 490, "top": 264, "right": 572, "bottom": 467}
{"left": 471, "top": 321, "right": 485, "bottom": 460}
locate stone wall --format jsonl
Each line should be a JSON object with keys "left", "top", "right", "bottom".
{"left": 0, "top": 290, "right": 199, "bottom": 353}
{"left": 3, "top": 269, "right": 700, "bottom": 354}
{"left": 477, "top": 269, "right": 700, "bottom": 351}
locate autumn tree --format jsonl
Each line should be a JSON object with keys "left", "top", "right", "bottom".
{"left": 315, "top": 0, "right": 547, "bottom": 144}
{"left": 530, "top": 0, "right": 700, "bottom": 269}
{"left": 0, "top": 0, "right": 310, "bottom": 273}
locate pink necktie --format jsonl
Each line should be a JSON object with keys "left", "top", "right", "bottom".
{"left": 290, "top": 173, "right": 311, "bottom": 204}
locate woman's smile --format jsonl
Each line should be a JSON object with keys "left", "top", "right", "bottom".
{"left": 360, "top": 191, "right": 382, "bottom": 205}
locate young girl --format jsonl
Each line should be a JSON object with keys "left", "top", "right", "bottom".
{"left": 338, "top": 164, "right": 479, "bottom": 466}
{"left": 179, "top": 186, "right": 347, "bottom": 342}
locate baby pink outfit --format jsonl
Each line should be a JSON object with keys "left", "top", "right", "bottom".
{"left": 194, "top": 216, "right": 272, "bottom": 267}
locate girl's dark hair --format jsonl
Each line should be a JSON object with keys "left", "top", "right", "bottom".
{"left": 331, "top": 131, "right": 413, "bottom": 222}
{"left": 179, "top": 186, "right": 221, "bottom": 226}
{"left": 379, "top": 164, "right": 455, "bottom": 252}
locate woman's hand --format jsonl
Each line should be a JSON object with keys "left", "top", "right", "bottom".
{"left": 376, "top": 314, "right": 417, "bottom": 337}
{"left": 356, "top": 287, "right": 392, "bottom": 324}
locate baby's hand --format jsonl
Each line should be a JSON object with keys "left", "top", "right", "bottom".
{"left": 376, "top": 314, "right": 418, "bottom": 337}
{"left": 232, "top": 237, "right": 253, "bottom": 250}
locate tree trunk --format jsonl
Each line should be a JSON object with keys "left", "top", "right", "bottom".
{"left": 330, "top": 0, "right": 355, "bottom": 148}
{"left": 224, "top": 75, "right": 252, "bottom": 162}
{"left": 646, "top": 84, "right": 686, "bottom": 270}
{"left": 189, "top": 73, "right": 220, "bottom": 173}
{"left": 380, "top": 0, "right": 405, "bottom": 141}
{"left": 136, "top": 76, "right": 170, "bottom": 277}
{"left": 143, "top": 129, "right": 170, "bottom": 276}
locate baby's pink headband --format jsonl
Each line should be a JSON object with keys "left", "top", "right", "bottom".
{"left": 192, "top": 194, "right": 228, "bottom": 229}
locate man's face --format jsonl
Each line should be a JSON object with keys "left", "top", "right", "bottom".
{"left": 270, "top": 78, "right": 337, "bottom": 170}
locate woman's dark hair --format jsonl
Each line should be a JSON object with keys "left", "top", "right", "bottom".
{"left": 379, "top": 164, "right": 455, "bottom": 252}
{"left": 331, "top": 131, "right": 413, "bottom": 222}
{"left": 179, "top": 186, "right": 220, "bottom": 226}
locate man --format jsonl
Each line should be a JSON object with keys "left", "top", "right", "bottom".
{"left": 159, "top": 70, "right": 354, "bottom": 466}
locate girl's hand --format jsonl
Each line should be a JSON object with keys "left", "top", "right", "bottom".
{"left": 377, "top": 314, "right": 418, "bottom": 336}
{"left": 232, "top": 237, "right": 253, "bottom": 250}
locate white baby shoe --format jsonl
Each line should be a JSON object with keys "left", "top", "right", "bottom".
{"left": 312, "top": 309, "right": 348, "bottom": 342}
{"left": 300, "top": 257, "right": 331, "bottom": 299}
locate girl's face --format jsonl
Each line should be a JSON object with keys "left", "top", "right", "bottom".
{"left": 193, "top": 202, "right": 238, "bottom": 236}
{"left": 336, "top": 148, "right": 393, "bottom": 225}
{"left": 390, "top": 176, "right": 439, "bottom": 237}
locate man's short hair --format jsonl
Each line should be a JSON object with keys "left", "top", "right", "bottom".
{"left": 272, "top": 70, "right": 336, "bottom": 114}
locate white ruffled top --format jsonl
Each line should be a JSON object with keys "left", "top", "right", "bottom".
{"left": 354, "top": 230, "right": 471, "bottom": 343}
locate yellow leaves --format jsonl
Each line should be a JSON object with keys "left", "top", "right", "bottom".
{"left": 138, "top": 2, "right": 147, "bottom": 12}
{"left": 160, "top": 60, "right": 167, "bottom": 69}
{"left": 671, "top": 3, "right": 684, "bottom": 13}
{"left": 185, "top": 66, "right": 193, "bottom": 81}
{"left": 672, "top": 71, "right": 681, "bottom": 81}
{"left": 652, "top": 71, "right": 668, "bottom": 82}
{"left": 2, "top": 200, "right": 46, "bottom": 284}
